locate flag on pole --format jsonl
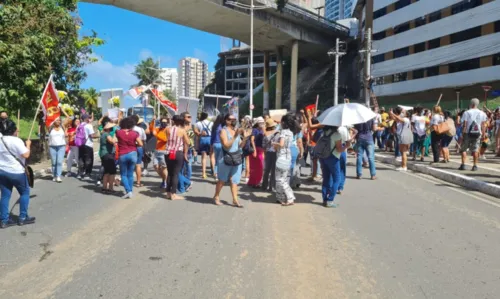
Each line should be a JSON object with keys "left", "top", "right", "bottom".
{"left": 127, "top": 86, "right": 148, "bottom": 99}
{"left": 150, "top": 89, "right": 177, "bottom": 115}
{"left": 40, "top": 76, "right": 61, "bottom": 127}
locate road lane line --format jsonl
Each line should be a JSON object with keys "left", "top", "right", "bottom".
{"left": 0, "top": 197, "right": 160, "bottom": 299}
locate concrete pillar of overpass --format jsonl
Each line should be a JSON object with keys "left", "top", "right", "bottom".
{"left": 263, "top": 51, "right": 270, "bottom": 115}
{"left": 275, "top": 46, "right": 283, "bottom": 110}
{"left": 290, "top": 40, "right": 299, "bottom": 112}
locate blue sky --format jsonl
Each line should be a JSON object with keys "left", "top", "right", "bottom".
{"left": 79, "top": 3, "right": 230, "bottom": 93}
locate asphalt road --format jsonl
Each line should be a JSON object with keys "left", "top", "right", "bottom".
{"left": 1, "top": 159, "right": 500, "bottom": 299}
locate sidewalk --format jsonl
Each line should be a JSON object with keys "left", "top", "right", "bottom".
{"left": 374, "top": 149, "right": 500, "bottom": 197}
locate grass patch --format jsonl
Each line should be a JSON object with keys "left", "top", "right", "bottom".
{"left": 10, "top": 117, "right": 38, "bottom": 140}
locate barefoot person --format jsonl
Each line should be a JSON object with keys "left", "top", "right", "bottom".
{"left": 213, "top": 114, "right": 251, "bottom": 207}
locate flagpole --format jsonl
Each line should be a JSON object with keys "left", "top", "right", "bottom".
{"left": 28, "top": 74, "right": 53, "bottom": 140}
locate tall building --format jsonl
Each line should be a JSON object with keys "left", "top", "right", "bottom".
{"left": 218, "top": 47, "right": 277, "bottom": 97}
{"left": 325, "top": 0, "right": 354, "bottom": 20}
{"left": 353, "top": 0, "right": 500, "bottom": 107}
{"left": 178, "top": 57, "right": 209, "bottom": 98}
{"left": 159, "top": 68, "right": 178, "bottom": 99}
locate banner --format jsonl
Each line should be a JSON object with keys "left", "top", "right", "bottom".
{"left": 305, "top": 104, "right": 316, "bottom": 116}
{"left": 127, "top": 86, "right": 148, "bottom": 99}
{"left": 151, "top": 89, "right": 177, "bottom": 115}
{"left": 178, "top": 97, "right": 200, "bottom": 124}
{"left": 41, "top": 77, "right": 61, "bottom": 127}
{"left": 202, "top": 94, "right": 232, "bottom": 118}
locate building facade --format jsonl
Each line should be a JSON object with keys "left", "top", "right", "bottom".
{"left": 325, "top": 0, "right": 355, "bottom": 20}
{"left": 219, "top": 48, "right": 277, "bottom": 97}
{"left": 353, "top": 0, "right": 500, "bottom": 107}
{"left": 159, "top": 68, "right": 178, "bottom": 99}
{"left": 178, "top": 57, "right": 209, "bottom": 98}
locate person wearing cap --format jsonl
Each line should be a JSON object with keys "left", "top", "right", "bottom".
{"left": 261, "top": 118, "right": 279, "bottom": 191}
{"left": 100, "top": 122, "right": 118, "bottom": 193}
{"left": 248, "top": 116, "right": 265, "bottom": 188}
{"left": 78, "top": 113, "right": 95, "bottom": 180}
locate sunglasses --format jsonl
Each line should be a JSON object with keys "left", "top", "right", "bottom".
{"left": 185, "top": 116, "right": 192, "bottom": 119}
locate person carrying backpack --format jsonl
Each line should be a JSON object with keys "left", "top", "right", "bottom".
{"left": 459, "top": 98, "right": 487, "bottom": 171}
{"left": 314, "top": 126, "right": 351, "bottom": 208}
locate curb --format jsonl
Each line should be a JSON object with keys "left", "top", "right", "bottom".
{"left": 374, "top": 153, "right": 500, "bottom": 198}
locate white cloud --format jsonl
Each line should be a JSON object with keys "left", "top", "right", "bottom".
{"left": 84, "top": 57, "right": 137, "bottom": 89}
{"left": 193, "top": 48, "right": 209, "bottom": 62}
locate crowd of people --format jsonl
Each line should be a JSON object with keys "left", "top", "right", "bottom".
{"left": 1, "top": 97, "right": 500, "bottom": 228}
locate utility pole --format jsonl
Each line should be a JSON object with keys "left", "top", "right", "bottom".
{"left": 359, "top": 28, "right": 375, "bottom": 107}
{"left": 328, "top": 38, "right": 346, "bottom": 106}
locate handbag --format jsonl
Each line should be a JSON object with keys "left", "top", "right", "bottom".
{"left": 436, "top": 121, "right": 450, "bottom": 135}
{"left": 397, "top": 121, "right": 414, "bottom": 145}
{"left": 1, "top": 137, "right": 34, "bottom": 188}
{"left": 223, "top": 149, "right": 242, "bottom": 166}
{"left": 167, "top": 127, "right": 178, "bottom": 160}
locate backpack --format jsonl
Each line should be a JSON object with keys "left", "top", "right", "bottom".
{"left": 312, "top": 130, "right": 334, "bottom": 159}
{"left": 312, "top": 129, "right": 323, "bottom": 143}
{"left": 242, "top": 137, "right": 254, "bottom": 156}
{"left": 468, "top": 120, "right": 481, "bottom": 139}
{"left": 74, "top": 124, "right": 87, "bottom": 147}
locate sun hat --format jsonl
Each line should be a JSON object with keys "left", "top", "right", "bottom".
{"left": 104, "top": 122, "right": 116, "bottom": 130}
{"left": 265, "top": 118, "right": 276, "bottom": 128}
{"left": 252, "top": 116, "right": 265, "bottom": 126}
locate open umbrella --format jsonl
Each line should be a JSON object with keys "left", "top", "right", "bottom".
{"left": 318, "top": 103, "right": 376, "bottom": 127}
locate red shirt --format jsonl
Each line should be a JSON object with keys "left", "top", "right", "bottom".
{"left": 116, "top": 129, "right": 139, "bottom": 156}
{"left": 67, "top": 127, "right": 76, "bottom": 146}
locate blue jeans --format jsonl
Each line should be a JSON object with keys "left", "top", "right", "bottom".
{"left": 394, "top": 137, "right": 401, "bottom": 157}
{"left": 177, "top": 162, "right": 192, "bottom": 193}
{"left": 49, "top": 145, "right": 66, "bottom": 177}
{"left": 213, "top": 143, "right": 223, "bottom": 175}
{"left": 320, "top": 155, "right": 340, "bottom": 203}
{"left": 119, "top": 151, "right": 137, "bottom": 194}
{"left": 356, "top": 139, "right": 376, "bottom": 177}
{"left": 338, "top": 151, "right": 347, "bottom": 191}
{"left": 289, "top": 146, "right": 298, "bottom": 184}
{"left": 374, "top": 131, "right": 383, "bottom": 149}
{"left": 0, "top": 169, "right": 30, "bottom": 223}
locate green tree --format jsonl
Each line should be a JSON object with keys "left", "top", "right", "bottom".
{"left": 82, "top": 87, "right": 99, "bottom": 113}
{"left": 133, "top": 58, "right": 160, "bottom": 87}
{"left": 0, "top": 0, "right": 104, "bottom": 115}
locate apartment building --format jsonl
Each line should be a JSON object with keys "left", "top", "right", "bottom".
{"left": 325, "top": 0, "right": 355, "bottom": 20}
{"left": 353, "top": 0, "right": 500, "bottom": 107}
{"left": 178, "top": 57, "right": 209, "bottom": 98}
{"left": 219, "top": 48, "right": 277, "bottom": 97}
{"left": 159, "top": 68, "right": 178, "bottom": 99}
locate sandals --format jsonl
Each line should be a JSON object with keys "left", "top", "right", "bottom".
{"left": 232, "top": 200, "right": 243, "bottom": 208}
{"left": 134, "top": 183, "right": 144, "bottom": 187}
{"left": 281, "top": 201, "right": 295, "bottom": 206}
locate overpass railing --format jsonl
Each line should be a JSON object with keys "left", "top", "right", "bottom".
{"left": 283, "top": 2, "right": 350, "bottom": 35}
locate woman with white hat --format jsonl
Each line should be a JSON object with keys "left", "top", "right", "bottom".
{"left": 248, "top": 116, "right": 265, "bottom": 188}
{"left": 100, "top": 122, "right": 118, "bottom": 193}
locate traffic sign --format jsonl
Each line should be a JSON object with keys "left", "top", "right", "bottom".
{"left": 482, "top": 85, "right": 492, "bottom": 92}
{"left": 250, "top": 104, "right": 255, "bottom": 110}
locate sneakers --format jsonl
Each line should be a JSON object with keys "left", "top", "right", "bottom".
{"left": 395, "top": 157, "right": 402, "bottom": 162}
{"left": 76, "top": 175, "right": 82, "bottom": 179}
{"left": 97, "top": 181, "right": 102, "bottom": 187}
{"left": 52, "top": 177, "right": 56, "bottom": 182}
{"left": 83, "top": 176, "right": 90, "bottom": 181}
{"left": 65, "top": 172, "right": 72, "bottom": 178}
{"left": 0, "top": 219, "right": 16, "bottom": 229}
{"left": 325, "top": 201, "right": 338, "bottom": 208}
{"left": 458, "top": 164, "right": 466, "bottom": 171}
{"left": 18, "top": 217, "right": 36, "bottom": 226}
{"left": 122, "top": 192, "right": 133, "bottom": 199}
{"left": 160, "top": 181, "right": 167, "bottom": 189}
{"left": 471, "top": 165, "right": 478, "bottom": 171}
{"left": 396, "top": 167, "right": 407, "bottom": 171}
{"left": 142, "top": 169, "right": 149, "bottom": 177}
{"left": 186, "top": 183, "right": 193, "bottom": 192}
{"left": 56, "top": 177, "right": 62, "bottom": 183}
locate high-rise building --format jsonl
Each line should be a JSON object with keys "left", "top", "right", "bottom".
{"left": 178, "top": 57, "right": 209, "bottom": 98}
{"left": 353, "top": 0, "right": 500, "bottom": 107}
{"left": 159, "top": 68, "right": 178, "bottom": 99}
{"left": 325, "top": 0, "right": 354, "bottom": 20}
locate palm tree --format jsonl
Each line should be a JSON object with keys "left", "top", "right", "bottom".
{"left": 133, "top": 57, "right": 160, "bottom": 87}
{"left": 82, "top": 87, "right": 99, "bottom": 112}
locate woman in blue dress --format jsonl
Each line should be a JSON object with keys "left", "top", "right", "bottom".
{"left": 213, "top": 114, "right": 252, "bottom": 207}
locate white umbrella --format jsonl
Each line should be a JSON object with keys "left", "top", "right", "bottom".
{"left": 318, "top": 103, "right": 376, "bottom": 127}
{"left": 398, "top": 105, "right": 413, "bottom": 111}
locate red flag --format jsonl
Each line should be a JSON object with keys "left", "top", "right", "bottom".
{"left": 151, "top": 89, "right": 177, "bottom": 113}
{"left": 305, "top": 104, "right": 316, "bottom": 116}
{"left": 41, "top": 77, "right": 60, "bottom": 127}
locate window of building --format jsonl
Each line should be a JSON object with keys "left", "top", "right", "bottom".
{"left": 375, "top": 77, "right": 385, "bottom": 85}
{"left": 451, "top": 0, "right": 483, "bottom": 15}
{"left": 392, "top": 72, "right": 407, "bottom": 82}
{"left": 373, "top": 31, "right": 386, "bottom": 41}
{"left": 495, "top": 21, "right": 500, "bottom": 33}
{"left": 413, "top": 69, "right": 425, "bottom": 79}
{"left": 414, "top": 42, "right": 426, "bottom": 53}
{"left": 449, "top": 58, "right": 480, "bottom": 73}
{"left": 450, "top": 26, "right": 481, "bottom": 44}
{"left": 254, "top": 56, "right": 264, "bottom": 64}
{"left": 372, "top": 54, "right": 385, "bottom": 64}
{"left": 394, "top": 47, "right": 409, "bottom": 58}
{"left": 394, "top": 22, "right": 410, "bottom": 34}
{"left": 395, "top": 0, "right": 411, "bottom": 10}
{"left": 426, "top": 66, "right": 439, "bottom": 77}
{"left": 428, "top": 11, "right": 441, "bottom": 23}
{"left": 427, "top": 38, "right": 440, "bottom": 50}
{"left": 373, "top": 7, "right": 387, "bottom": 20}
{"left": 414, "top": 17, "right": 426, "bottom": 28}
{"left": 494, "top": 53, "right": 500, "bottom": 66}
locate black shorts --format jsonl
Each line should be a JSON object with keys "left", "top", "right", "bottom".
{"left": 101, "top": 154, "right": 117, "bottom": 175}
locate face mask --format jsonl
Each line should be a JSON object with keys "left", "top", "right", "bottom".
{"left": 160, "top": 123, "right": 168, "bottom": 128}
{"left": 230, "top": 120, "right": 237, "bottom": 127}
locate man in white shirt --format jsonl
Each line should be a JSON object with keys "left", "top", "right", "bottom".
{"left": 411, "top": 107, "right": 427, "bottom": 162}
{"left": 459, "top": 98, "right": 487, "bottom": 171}
{"left": 194, "top": 112, "right": 213, "bottom": 178}
{"left": 78, "top": 114, "right": 95, "bottom": 179}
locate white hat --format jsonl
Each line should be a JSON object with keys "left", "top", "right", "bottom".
{"left": 252, "top": 117, "right": 265, "bottom": 126}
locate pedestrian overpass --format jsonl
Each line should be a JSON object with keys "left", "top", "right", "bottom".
{"left": 83, "top": 0, "right": 351, "bottom": 111}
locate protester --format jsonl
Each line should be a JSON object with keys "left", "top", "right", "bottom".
{"left": 0, "top": 111, "right": 16, "bottom": 136}
{"left": 479, "top": 111, "right": 492, "bottom": 160}
{"left": 116, "top": 117, "right": 142, "bottom": 199}
{"left": 290, "top": 114, "right": 304, "bottom": 189}
{"left": 100, "top": 122, "right": 118, "bottom": 193}
{"left": 48, "top": 117, "right": 67, "bottom": 182}
{"left": 152, "top": 116, "right": 169, "bottom": 188}
{"left": 430, "top": 106, "right": 444, "bottom": 163}
{"left": 213, "top": 114, "right": 251, "bottom": 207}
{"left": 354, "top": 118, "right": 377, "bottom": 180}
{"left": 177, "top": 112, "right": 194, "bottom": 194}
{"left": 440, "top": 111, "right": 456, "bottom": 163}
{"left": 495, "top": 108, "right": 500, "bottom": 157}
{"left": 77, "top": 113, "right": 95, "bottom": 180}
{"left": 65, "top": 118, "right": 80, "bottom": 177}
{"left": 132, "top": 115, "right": 147, "bottom": 187}
{"left": 248, "top": 117, "right": 265, "bottom": 188}
{"left": 305, "top": 112, "right": 323, "bottom": 180}
{"left": 210, "top": 115, "right": 225, "bottom": 182}
{"left": 0, "top": 124, "right": 35, "bottom": 228}
{"left": 165, "top": 115, "right": 190, "bottom": 200}
{"left": 459, "top": 98, "right": 487, "bottom": 171}
{"left": 390, "top": 107, "right": 413, "bottom": 171}
{"left": 261, "top": 118, "right": 278, "bottom": 191}
{"left": 194, "top": 112, "right": 213, "bottom": 179}
{"left": 411, "top": 107, "right": 427, "bottom": 162}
